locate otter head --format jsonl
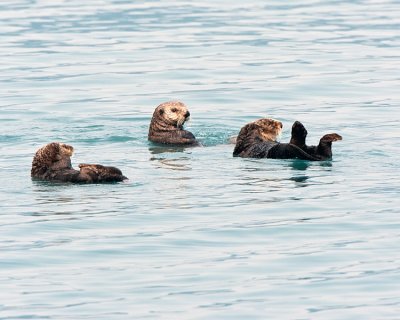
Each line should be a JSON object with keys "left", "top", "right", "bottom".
{"left": 153, "top": 101, "right": 191, "bottom": 129}
{"left": 233, "top": 118, "right": 282, "bottom": 156}
{"left": 31, "top": 142, "right": 74, "bottom": 177}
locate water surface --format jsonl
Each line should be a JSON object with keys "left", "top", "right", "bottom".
{"left": 1, "top": 1, "right": 400, "bottom": 319}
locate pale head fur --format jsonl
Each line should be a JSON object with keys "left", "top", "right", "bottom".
{"left": 251, "top": 118, "right": 283, "bottom": 141}
{"left": 153, "top": 101, "right": 190, "bottom": 129}
{"left": 31, "top": 142, "right": 74, "bottom": 177}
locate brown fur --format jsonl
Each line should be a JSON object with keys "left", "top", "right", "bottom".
{"left": 233, "top": 119, "right": 282, "bottom": 157}
{"left": 233, "top": 118, "right": 321, "bottom": 160}
{"left": 31, "top": 142, "right": 127, "bottom": 183}
{"left": 148, "top": 101, "right": 197, "bottom": 145}
{"left": 31, "top": 142, "right": 74, "bottom": 177}
{"left": 290, "top": 121, "right": 342, "bottom": 160}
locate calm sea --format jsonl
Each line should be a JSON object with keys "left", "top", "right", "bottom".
{"left": 1, "top": 1, "right": 400, "bottom": 319}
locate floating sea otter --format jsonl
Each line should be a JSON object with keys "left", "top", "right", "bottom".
{"left": 31, "top": 142, "right": 127, "bottom": 183}
{"left": 233, "top": 118, "right": 341, "bottom": 160}
{"left": 148, "top": 101, "right": 198, "bottom": 145}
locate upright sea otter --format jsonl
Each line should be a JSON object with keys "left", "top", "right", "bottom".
{"left": 31, "top": 142, "right": 127, "bottom": 183}
{"left": 233, "top": 118, "right": 341, "bottom": 160}
{"left": 289, "top": 121, "right": 342, "bottom": 160}
{"left": 148, "top": 101, "right": 198, "bottom": 145}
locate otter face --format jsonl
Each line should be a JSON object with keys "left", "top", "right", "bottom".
{"left": 48, "top": 143, "right": 74, "bottom": 170}
{"left": 156, "top": 101, "right": 191, "bottom": 128}
{"left": 36, "top": 142, "right": 73, "bottom": 164}
{"left": 252, "top": 118, "right": 283, "bottom": 141}
{"left": 58, "top": 143, "right": 74, "bottom": 157}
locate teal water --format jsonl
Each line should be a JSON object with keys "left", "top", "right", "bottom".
{"left": 1, "top": 1, "right": 400, "bottom": 319}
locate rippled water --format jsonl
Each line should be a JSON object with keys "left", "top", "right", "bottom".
{"left": 1, "top": 1, "right": 400, "bottom": 319}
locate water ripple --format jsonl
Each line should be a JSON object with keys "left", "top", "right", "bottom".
{"left": 1, "top": 0, "right": 400, "bottom": 319}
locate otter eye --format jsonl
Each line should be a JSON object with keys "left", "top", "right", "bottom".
{"left": 171, "top": 108, "right": 177, "bottom": 113}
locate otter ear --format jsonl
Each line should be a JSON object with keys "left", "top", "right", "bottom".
{"left": 159, "top": 109, "right": 164, "bottom": 115}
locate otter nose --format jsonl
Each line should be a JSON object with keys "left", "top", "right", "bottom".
{"left": 185, "top": 111, "right": 190, "bottom": 118}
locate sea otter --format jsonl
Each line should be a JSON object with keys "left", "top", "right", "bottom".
{"left": 233, "top": 118, "right": 341, "bottom": 160}
{"left": 148, "top": 101, "right": 198, "bottom": 145}
{"left": 31, "top": 142, "right": 127, "bottom": 183}
{"left": 289, "top": 121, "right": 342, "bottom": 160}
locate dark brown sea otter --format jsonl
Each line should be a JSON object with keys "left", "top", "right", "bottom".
{"left": 290, "top": 121, "right": 342, "bottom": 160}
{"left": 148, "top": 101, "right": 198, "bottom": 145}
{"left": 233, "top": 118, "right": 341, "bottom": 160}
{"left": 31, "top": 142, "right": 127, "bottom": 183}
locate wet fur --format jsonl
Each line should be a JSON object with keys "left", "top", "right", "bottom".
{"left": 233, "top": 118, "right": 326, "bottom": 161}
{"left": 31, "top": 142, "right": 127, "bottom": 183}
{"left": 148, "top": 101, "right": 198, "bottom": 145}
{"left": 290, "top": 121, "right": 342, "bottom": 160}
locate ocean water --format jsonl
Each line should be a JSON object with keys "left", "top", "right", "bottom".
{"left": 1, "top": 0, "right": 400, "bottom": 319}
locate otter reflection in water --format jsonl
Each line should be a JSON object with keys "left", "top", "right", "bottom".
{"left": 233, "top": 118, "right": 342, "bottom": 160}
{"left": 31, "top": 142, "right": 127, "bottom": 183}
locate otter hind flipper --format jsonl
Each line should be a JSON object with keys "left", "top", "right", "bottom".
{"left": 290, "top": 121, "right": 308, "bottom": 148}
{"left": 290, "top": 122, "right": 342, "bottom": 160}
{"left": 313, "top": 133, "right": 343, "bottom": 160}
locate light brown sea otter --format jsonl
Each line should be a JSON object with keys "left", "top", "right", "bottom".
{"left": 233, "top": 118, "right": 341, "bottom": 160}
{"left": 148, "top": 101, "right": 198, "bottom": 145}
{"left": 31, "top": 142, "right": 127, "bottom": 183}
